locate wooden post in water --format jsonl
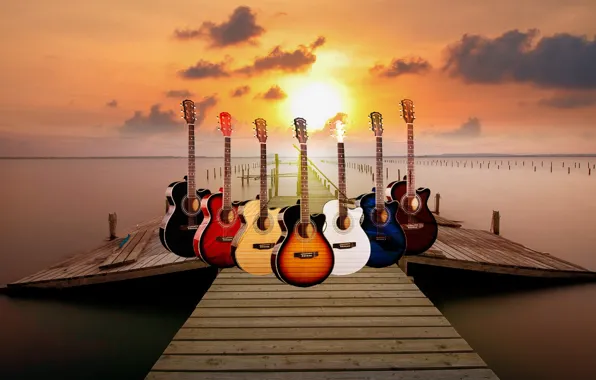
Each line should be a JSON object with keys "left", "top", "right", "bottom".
{"left": 108, "top": 213, "right": 117, "bottom": 240}
{"left": 434, "top": 193, "right": 441, "bottom": 214}
{"left": 491, "top": 211, "right": 500, "bottom": 235}
{"left": 207, "top": 169, "right": 209, "bottom": 181}
{"left": 386, "top": 167, "right": 388, "bottom": 179}
{"left": 550, "top": 162, "right": 553, "bottom": 172}
{"left": 214, "top": 168, "right": 216, "bottom": 179}
{"left": 568, "top": 167, "right": 571, "bottom": 174}
{"left": 534, "top": 166, "right": 536, "bottom": 172}
{"left": 241, "top": 167, "right": 244, "bottom": 186}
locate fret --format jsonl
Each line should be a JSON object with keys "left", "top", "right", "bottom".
{"left": 259, "top": 143, "right": 268, "bottom": 218}
{"left": 375, "top": 136, "right": 384, "bottom": 210}
{"left": 337, "top": 142, "right": 347, "bottom": 218}
{"left": 223, "top": 137, "right": 232, "bottom": 210}
{"left": 300, "top": 144, "right": 309, "bottom": 224}
{"left": 406, "top": 123, "right": 415, "bottom": 196}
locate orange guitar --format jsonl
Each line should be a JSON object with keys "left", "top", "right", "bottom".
{"left": 270, "top": 117, "right": 335, "bottom": 287}
{"left": 193, "top": 112, "right": 242, "bottom": 268}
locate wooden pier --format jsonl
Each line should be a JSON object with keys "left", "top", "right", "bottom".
{"left": 145, "top": 265, "right": 500, "bottom": 380}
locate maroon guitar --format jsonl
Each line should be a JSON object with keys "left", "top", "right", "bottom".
{"left": 386, "top": 99, "right": 438, "bottom": 255}
{"left": 193, "top": 112, "right": 242, "bottom": 268}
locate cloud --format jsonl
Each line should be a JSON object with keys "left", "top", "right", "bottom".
{"left": 179, "top": 59, "right": 231, "bottom": 79}
{"left": 119, "top": 95, "right": 218, "bottom": 135}
{"left": 173, "top": 6, "right": 265, "bottom": 48}
{"left": 437, "top": 117, "right": 482, "bottom": 138}
{"left": 165, "top": 89, "right": 194, "bottom": 98}
{"left": 230, "top": 85, "right": 250, "bottom": 97}
{"left": 537, "top": 93, "right": 596, "bottom": 109}
{"left": 370, "top": 57, "right": 432, "bottom": 78}
{"left": 106, "top": 99, "right": 118, "bottom": 108}
{"left": 443, "top": 29, "right": 596, "bottom": 89}
{"left": 255, "top": 85, "right": 287, "bottom": 101}
{"left": 325, "top": 112, "right": 349, "bottom": 126}
{"left": 235, "top": 36, "right": 326, "bottom": 75}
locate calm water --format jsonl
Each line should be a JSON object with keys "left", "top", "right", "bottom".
{"left": 1, "top": 156, "right": 595, "bottom": 379}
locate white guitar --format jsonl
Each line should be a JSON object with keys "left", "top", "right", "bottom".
{"left": 322, "top": 120, "right": 371, "bottom": 275}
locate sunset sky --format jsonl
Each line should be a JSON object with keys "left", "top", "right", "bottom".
{"left": 1, "top": 0, "right": 595, "bottom": 157}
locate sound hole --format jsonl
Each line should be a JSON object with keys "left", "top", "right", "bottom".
{"left": 218, "top": 208, "right": 236, "bottom": 225}
{"left": 181, "top": 195, "right": 201, "bottom": 216}
{"left": 336, "top": 215, "right": 351, "bottom": 231}
{"left": 370, "top": 207, "right": 390, "bottom": 227}
{"left": 256, "top": 216, "right": 271, "bottom": 231}
{"left": 400, "top": 194, "right": 421, "bottom": 215}
{"left": 294, "top": 221, "right": 316, "bottom": 240}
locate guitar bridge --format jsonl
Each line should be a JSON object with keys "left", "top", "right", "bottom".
{"left": 216, "top": 236, "right": 234, "bottom": 242}
{"left": 375, "top": 235, "right": 389, "bottom": 241}
{"left": 294, "top": 252, "right": 319, "bottom": 259}
{"left": 332, "top": 242, "right": 356, "bottom": 249}
{"left": 404, "top": 223, "right": 424, "bottom": 230}
{"left": 253, "top": 243, "right": 275, "bottom": 250}
{"left": 180, "top": 225, "right": 199, "bottom": 231}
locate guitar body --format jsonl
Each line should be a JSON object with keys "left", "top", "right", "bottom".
{"left": 271, "top": 203, "right": 335, "bottom": 287}
{"left": 322, "top": 200, "right": 371, "bottom": 275}
{"left": 357, "top": 192, "right": 407, "bottom": 268}
{"left": 232, "top": 199, "right": 282, "bottom": 275}
{"left": 387, "top": 180, "right": 438, "bottom": 255}
{"left": 159, "top": 181, "right": 211, "bottom": 258}
{"left": 193, "top": 192, "right": 242, "bottom": 268}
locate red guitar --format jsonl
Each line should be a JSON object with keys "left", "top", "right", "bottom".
{"left": 193, "top": 112, "right": 242, "bottom": 268}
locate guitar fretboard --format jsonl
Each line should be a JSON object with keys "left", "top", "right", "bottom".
{"left": 223, "top": 137, "right": 232, "bottom": 210}
{"left": 407, "top": 122, "right": 415, "bottom": 196}
{"left": 375, "top": 136, "right": 384, "bottom": 210}
{"left": 300, "top": 143, "right": 310, "bottom": 224}
{"left": 337, "top": 142, "right": 348, "bottom": 218}
{"left": 187, "top": 124, "right": 196, "bottom": 198}
{"left": 259, "top": 143, "right": 268, "bottom": 218}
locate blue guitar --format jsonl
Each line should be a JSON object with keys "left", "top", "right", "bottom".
{"left": 356, "top": 111, "right": 407, "bottom": 267}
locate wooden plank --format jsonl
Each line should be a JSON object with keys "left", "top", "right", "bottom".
{"left": 212, "top": 277, "right": 413, "bottom": 284}
{"left": 215, "top": 272, "right": 405, "bottom": 279}
{"left": 146, "top": 368, "right": 500, "bottom": 380}
{"left": 192, "top": 306, "right": 441, "bottom": 317}
{"left": 202, "top": 290, "right": 427, "bottom": 300}
{"left": 151, "top": 352, "right": 487, "bottom": 371}
{"left": 164, "top": 338, "right": 473, "bottom": 355}
{"left": 197, "top": 298, "right": 435, "bottom": 308}
{"left": 183, "top": 316, "right": 450, "bottom": 328}
{"left": 207, "top": 284, "right": 418, "bottom": 292}
{"left": 100, "top": 230, "right": 145, "bottom": 269}
{"left": 174, "top": 326, "right": 462, "bottom": 340}
{"left": 120, "top": 228, "right": 154, "bottom": 264}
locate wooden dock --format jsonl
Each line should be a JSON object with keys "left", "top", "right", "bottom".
{"left": 145, "top": 265, "right": 500, "bottom": 380}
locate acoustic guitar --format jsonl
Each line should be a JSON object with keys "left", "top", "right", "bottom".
{"left": 356, "top": 111, "right": 407, "bottom": 267}
{"left": 231, "top": 118, "right": 283, "bottom": 275}
{"left": 271, "top": 117, "right": 335, "bottom": 287}
{"left": 386, "top": 99, "right": 438, "bottom": 255}
{"left": 322, "top": 120, "right": 371, "bottom": 275}
{"left": 159, "top": 99, "right": 211, "bottom": 257}
{"left": 193, "top": 112, "right": 242, "bottom": 268}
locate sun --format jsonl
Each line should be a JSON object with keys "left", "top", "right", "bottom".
{"left": 287, "top": 81, "right": 347, "bottom": 132}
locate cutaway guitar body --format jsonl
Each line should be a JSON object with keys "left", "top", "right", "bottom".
{"left": 160, "top": 181, "right": 210, "bottom": 257}
{"left": 357, "top": 192, "right": 407, "bottom": 268}
{"left": 387, "top": 180, "right": 438, "bottom": 255}
{"left": 322, "top": 200, "right": 371, "bottom": 275}
{"left": 232, "top": 200, "right": 282, "bottom": 275}
{"left": 271, "top": 203, "right": 334, "bottom": 287}
{"left": 193, "top": 192, "right": 242, "bottom": 268}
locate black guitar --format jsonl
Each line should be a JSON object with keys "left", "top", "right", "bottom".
{"left": 159, "top": 99, "right": 210, "bottom": 257}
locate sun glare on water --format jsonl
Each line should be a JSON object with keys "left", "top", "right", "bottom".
{"left": 288, "top": 81, "right": 347, "bottom": 132}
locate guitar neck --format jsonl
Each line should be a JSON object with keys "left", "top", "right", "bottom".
{"left": 300, "top": 143, "right": 310, "bottom": 223}
{"left": 223, "top": 136, "right": 232, "bottom": 209}
{"left": 187, "top": 124, "right": 196, "bottom": 196}
{"left": 337, "top": 142, "right": 347, "bottom": 217}
{"left": 375, "top": 136, "right": 384, "bottom": 209}
{"left": 406, "top": 122, "right": 415, "bottom": 195}
{"left": 259, "top": 143, "right": 267, "bottom": 218}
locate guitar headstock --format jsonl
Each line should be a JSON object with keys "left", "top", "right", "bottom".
{"left": 217, "top": 112, "right": 232, "bottom": 137}
{"left": 329, "top": 120, "right": 346, "bottom": 143}
{"left": 293, "top": 117, "right": 308, "bottom": 144}
{"left": 181, "top": 99, "right": 196, "bottom": 124}
{"left": 369, "top": 112, "right": 383, "bottom": 137}
{"left": 253, "top": 118, "right": 267, "bottom": 143}
{"left": 400, "top": 99, "right": 415, "bottom": 124}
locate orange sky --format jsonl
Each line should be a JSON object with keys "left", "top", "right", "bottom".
{"left": 1, "top": 0, "right": 596, "bottom": 156}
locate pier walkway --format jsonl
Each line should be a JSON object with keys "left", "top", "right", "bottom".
{"left": 145, "top": 265, "right": 500, "bottom": 380}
